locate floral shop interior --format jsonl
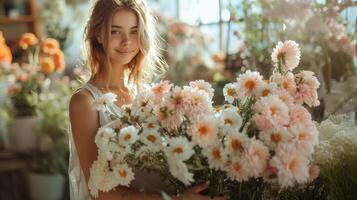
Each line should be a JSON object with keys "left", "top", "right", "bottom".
{"left": 0, "top": 0, "right": 356, "bottom": 200}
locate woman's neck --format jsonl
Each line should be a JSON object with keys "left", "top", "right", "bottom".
{"left": 90, "top": 62, "right": 127, "bottom": 90}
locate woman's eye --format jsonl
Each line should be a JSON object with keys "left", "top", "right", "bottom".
{"left": 130, "top": 30, "right": 138, "bottom": 35}
{"left": 111, "top": 30, "right": 121, "bottom": 35}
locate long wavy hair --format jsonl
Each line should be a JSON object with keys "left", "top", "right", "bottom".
{"left": 84, "top": 0, "right": 166, "bottom": 91}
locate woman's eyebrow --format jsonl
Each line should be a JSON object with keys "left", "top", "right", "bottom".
{"left": 111, "top": 25, "right": 138, "bottom": 29}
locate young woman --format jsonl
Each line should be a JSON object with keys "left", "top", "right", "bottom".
{"left": 69, "top": 0, "right": 224, "bottom": 199}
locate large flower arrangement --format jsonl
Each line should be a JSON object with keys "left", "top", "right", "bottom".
{"left": 0, "top": 33, "right": 65, "bottom": 117}
{"left": 88, "top": 40, "right": 320, "bottom": 199}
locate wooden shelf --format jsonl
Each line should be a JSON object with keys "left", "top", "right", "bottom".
{"left": 0, "top": 0, "right": 40, "bottom": 38}
{"left": 0, "top": 16, "right": 35, "bottom": 24}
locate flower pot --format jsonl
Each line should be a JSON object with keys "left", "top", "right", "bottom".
{"left": 8, "top": 116, "right": 38, "bottom": 152}
{"left": 28, "top": 172, "right": 65, "bottom": 200}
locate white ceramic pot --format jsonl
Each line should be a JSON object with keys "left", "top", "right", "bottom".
{"left": 28, "top": 173, "right": 65, "bottom": 200}
{"left": 8, "top": 116, "right": 38, "bottom": 152}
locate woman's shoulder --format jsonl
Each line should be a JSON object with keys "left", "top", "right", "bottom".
{"left": 69, "top": 88, "right": 95, "bottom": 117}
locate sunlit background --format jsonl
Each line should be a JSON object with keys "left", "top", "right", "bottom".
{"left": 0, "top": 0, "right": 356, "bottom": 199}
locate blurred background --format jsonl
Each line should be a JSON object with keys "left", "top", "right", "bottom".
{"left": 0, "top": 0, "right": 356, "bottom": 200}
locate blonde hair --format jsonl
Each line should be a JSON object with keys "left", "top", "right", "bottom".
{"left": 84, "top": 0, "right": 166, "bottom": 90}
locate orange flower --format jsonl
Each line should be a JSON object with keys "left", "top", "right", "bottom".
{"left": 52, "top": 50, "right": 65, "bottom": 72}
{"left": 0, "top": 43, "right": 12, "bottom": 63}
{"left": 40, "top": 57, "right": 55, "bottom": 74}
{"left": 19, "top": 33, "right": 38, "bottom": 49}
{"left": 212, "top": 52, "right": 226, "bottom": 63}
{"left": 41, "top": 38, "right": 60, "bottom": 55}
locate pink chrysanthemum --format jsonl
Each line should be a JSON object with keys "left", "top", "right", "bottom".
{"left": 149, "top": 80, "right": 173, "bottom": 104}
{"left": 271, "top": 40, "right": 301, "bottom": 71}
{"left": 237, "top": 70, "right": 264, "bottom": 97}
{"left": 294, "top": 70, "right": 320, "bottom": 107}
{"left": 189, "top": 80, "right": 215, "bottom": 99}
{"left": 273, "top": 72, "right": 297, "bottom": 94}
{"left": 254, "top": 95, "right": 290, "bottom": 127}
{"left": 246, "top": 138, "right": 270, "bottom": 177}
{"left": 270, "top": 144, "right": 310, "bottom": 188}
{"left": 189, "top": 115, "right": 218, "bottom": 147}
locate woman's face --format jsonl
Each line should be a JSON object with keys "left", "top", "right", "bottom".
{"left": 107, "top": 9, "right": 140, "bottom": 66}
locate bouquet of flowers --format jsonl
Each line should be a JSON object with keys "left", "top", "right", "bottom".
{"left": 88, "top": 40, "right": 320, "bottom": 198}
{"left": 88, "top": 79, "right": 216, "bottom": 197}
{"left": 203, "top": 40, "right": 320, "bottom": 197}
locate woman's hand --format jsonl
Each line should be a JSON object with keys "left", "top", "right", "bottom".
{"left": 173, "top": 182, "right": 225, "bottom": 200}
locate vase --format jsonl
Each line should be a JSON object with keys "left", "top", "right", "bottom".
{"left": 8, "top": 116, "right": 38, "bottom": 152}
{"left": 28, "top": 172, "right": 65, "bottom": 200}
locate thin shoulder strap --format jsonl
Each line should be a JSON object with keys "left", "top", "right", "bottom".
{"left": 74, "top": 83, "right": 107, "bottom": 126}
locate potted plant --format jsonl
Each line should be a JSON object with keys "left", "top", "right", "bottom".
{"left": 3, "top": 32, "right": 65, "bottom": 152}
{"left": 28, "top": 78, "right": 76, "bottom": 200}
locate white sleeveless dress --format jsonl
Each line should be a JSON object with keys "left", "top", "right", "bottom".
{"left": 68, "top": 83, "right": 175, "bottom": 200}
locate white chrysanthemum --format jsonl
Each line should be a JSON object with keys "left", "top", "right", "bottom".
{"left": 88, "top": 159, "right": 116, "bottom": 198}
{"left": 93, "top": 92, "right": 118, "bottom": 111}
{"left": 140, "top": 128, "right": 162, "bottom": 152}
{"left": 111, "top": 163, "right": 135, "bottom": 187}
{"left": 95, "top": 127, "right": 116, "bottom": 160}
{"left": 218, "top": 107, "right": 243, "bottom": 134}
{"left": 165, "top": 137, "right": 194, "bottom": 161}
{"left": 271, "top": 40, "right": 301, "bottom": 71}
{"left": 225, "top": 132, "right": 249, "bottom": 156}
{"left": 202, "top": 142, "right": 227, "bottom": 170}
{"left": 118, "top": 126, "right": 139, "bottom": 146}
{"left": 105, "top": 119, "right": 122, "bottom": 130}
{"left": 237, "top": 70, "right": 264, "bottom": 97}
{"left": 259, "top": 126, "right": 292, "bottom": 150}
{"left": 223, "top": 83, "right": 239, "bottom": 103}
{"left": 189, "top": 80, "right": 215, "bottom": 99}
{"left": 255, "top": 82, "right": 277, "bottom": 98}
{"left": 142, "top": 121, "right": 160, "bottom": 130}
{"left": 167, "top": 158, "right": 194, "bottom": 186}
{"left": 189, "top": 115, "right": 218, "bottom": 147}
{"left": 131, "top": 91, "right": 154, "bottom": 120}
{"left": 225, "top": 156, "right": 250, "bottom": 182}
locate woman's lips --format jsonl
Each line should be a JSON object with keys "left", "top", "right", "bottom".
{"left": 116, "top": 49, "right": 135, "bottom": 54}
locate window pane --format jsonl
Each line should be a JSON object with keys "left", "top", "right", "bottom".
{"left": 179, "top": 0, "right": 220, "bottom": 25}
{"left": 148, "top": 0, "right": 178, "bottom": 18}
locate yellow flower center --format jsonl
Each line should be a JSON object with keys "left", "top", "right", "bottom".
{"left": 271, "top": 133, "right": 282, "bottom": 143}
{"left": 224, "top": 118, "right": 233, "bottom": 126}
{"left": 173, "top": 147, "right": 183, "bottom": 154}
{"left": 231, "top": 139, "right": 243, "bottom": 151}
{"left": 227, "top": 88, "right": 236, "bottom": 97}
{"left": 245, "top": 80, "right": 256, "bottom": 91}
{"left": 119, "top": 169, "right": 127, "bottom": 178}
{"left": 212, "top": 148, "right": 221, "bottom": 160}
{"left": 147, "top": 135, "right": 157, "bottom": 143}
{"left": 124, "top": 134, "right": 132, "bottom": 141}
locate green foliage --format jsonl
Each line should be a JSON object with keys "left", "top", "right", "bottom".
{"left": 31, "top": 79, "right": 79, "bottom": 174}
